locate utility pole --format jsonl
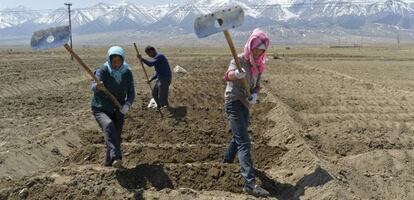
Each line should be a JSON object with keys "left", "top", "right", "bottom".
{"left": 397, "top": 31, "right": 400, "bottom": 49}
{"left": 338, "top": 32, "right": 341, "bottom": 46}
{"left": 64, "top": 2, "right": 73, "bottom": 60}
{"left": 360, "top": 35, "right": 363, "bottom": 50}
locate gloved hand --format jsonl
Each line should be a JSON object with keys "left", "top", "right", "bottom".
{"left": 120, "top": 104, "right": 130, "bottom": 115}
{"left": 234, "top": 68, "right": 246, "bottom": 79}
{"left": 147, "top": 79, "right": 155, "bottom": 84}
{"left": 96, "top": 81, "right": 104, "bottom": 91}
{"left": 247, "top": 93, "right": 258, "bottom": 105}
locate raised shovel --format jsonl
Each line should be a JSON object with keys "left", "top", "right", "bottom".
{"left": 194, "top": 5, "right": 251, "bottom": 97}
{"left": 30, "top": 26, "right": 122, "bottom": 109}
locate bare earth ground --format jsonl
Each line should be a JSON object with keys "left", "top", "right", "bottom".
{"left": 0, "top": 46, "right": 413, "bottom": 199}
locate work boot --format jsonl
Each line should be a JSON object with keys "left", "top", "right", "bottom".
{"left": 103, "top": 155, "right": 112, "bottom": 167}
{"left": 103, "top": 161, "right": 112, "bottom": 167}
{"left": 243, "top": 184, "right": 270, "bottom": 197}
{"left": 159, "top": 106, "right": 172, "bottom": 117}
{"left": 112, "top": 159, "right": 125, "bottom": 169}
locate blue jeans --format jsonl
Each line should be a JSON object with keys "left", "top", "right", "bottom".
{"left": 93, "top": 110, "right": 124, "bottom": 166}
{"left": 224, "top": 100, "right": 255, "bottom": 187}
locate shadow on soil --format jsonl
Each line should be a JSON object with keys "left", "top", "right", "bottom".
{"left": 258, "top": 166, "right": 334, "bottom": 199}
{"left": 116, "top": 164, "right": 333, "bottom": 199}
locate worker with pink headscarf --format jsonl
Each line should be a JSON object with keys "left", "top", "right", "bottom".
{"left": 223, "top": 28, "right": 270, "bottom": 197}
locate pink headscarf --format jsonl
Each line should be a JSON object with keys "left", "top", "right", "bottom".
{"left": 243, "top": 28, "right": 270, "bottom": 76}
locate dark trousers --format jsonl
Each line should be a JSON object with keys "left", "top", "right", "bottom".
{"left": 153, "top": 78, "right": 171, "bottom": 108}
{"left": 93, "top": 110, "right": 124, "bottom": 166}
{"left": 223, "top": 100, "right": 256, "bottom": 187}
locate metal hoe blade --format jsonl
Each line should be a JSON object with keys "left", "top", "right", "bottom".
{"left": 30, "top": 26, "right": 70, "bottom": 50}
{"left": 194, "top": 5, "right": 244, "bottom": 38}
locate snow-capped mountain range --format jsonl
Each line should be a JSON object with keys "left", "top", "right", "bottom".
{"left": 2, "top": 0, "right": 414, "bottom": 36}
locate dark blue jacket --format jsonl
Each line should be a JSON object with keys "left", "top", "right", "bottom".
{"left": 142, "top": 53, "right": 172, "bottom": 81}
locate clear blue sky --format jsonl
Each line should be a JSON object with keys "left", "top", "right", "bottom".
{"left": 0, "top": 0, "right": 188, "bottom": 10}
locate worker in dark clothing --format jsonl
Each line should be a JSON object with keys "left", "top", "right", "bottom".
{"left": 91, "top": 46, "right": 135, "bottom": 169}
{"left": 137, "top": 46, "right": 172, "bottom": 109}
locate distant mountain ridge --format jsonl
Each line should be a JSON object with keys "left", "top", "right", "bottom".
{"left": 1, "top": 0, "right": 414, "bottom": 42}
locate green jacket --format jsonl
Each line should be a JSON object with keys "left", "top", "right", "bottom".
{"left": 91, "top": 46, "right": 135, "bottom": 114}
